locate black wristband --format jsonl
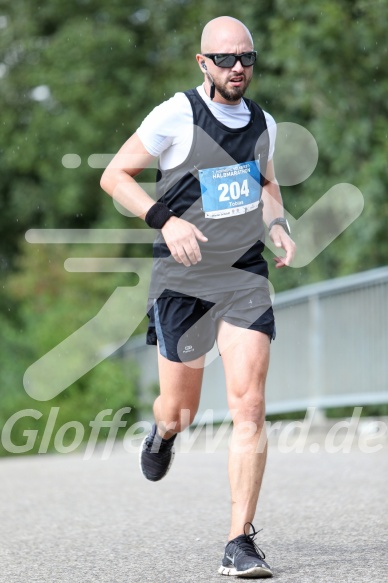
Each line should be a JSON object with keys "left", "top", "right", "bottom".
{"left": 144, "top": 203, "right": 176, "bottom": 230}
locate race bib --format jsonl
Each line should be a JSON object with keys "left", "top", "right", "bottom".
{"left": 199, "top": 160, "right": 261, "bottom": 219}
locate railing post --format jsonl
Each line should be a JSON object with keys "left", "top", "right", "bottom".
{"left": 308, "top": 293, "right": 326, "bottom": 422}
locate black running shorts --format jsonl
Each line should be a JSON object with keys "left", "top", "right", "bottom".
{"left": 146, "top": 287, "right": 275, "bottom": 363}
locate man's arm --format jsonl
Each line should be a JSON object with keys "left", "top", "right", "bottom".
{"left": 100, "top": 132, "right": 207, "bottom": 266}
{"left": 261, "top": 159, "right": 296, "bottom": 268}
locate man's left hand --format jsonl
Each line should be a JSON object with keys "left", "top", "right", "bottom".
{"left": 270, "top": 225, "right": 296, "bottom": 268}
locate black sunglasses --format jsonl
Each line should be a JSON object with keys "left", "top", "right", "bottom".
{"left": 202, "top": 51, "right": 257, "bottom": 68}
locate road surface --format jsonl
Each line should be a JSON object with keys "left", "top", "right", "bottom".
{"left": 0, "top": 428, "right": 387, "bottom": 583}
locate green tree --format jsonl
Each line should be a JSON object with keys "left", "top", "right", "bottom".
{"left": 253, "top": 0, "right": 388, "bottom": 290}
{"left": 0, "top": 240, "right": 141, "bottom": 455}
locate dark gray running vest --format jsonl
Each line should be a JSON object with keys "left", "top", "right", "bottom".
{"left": 148, "top": 88, "right": 270, "bottom": 299}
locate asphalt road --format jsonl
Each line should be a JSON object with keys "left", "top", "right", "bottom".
{"left": 0, "top": 433, "right": 387, "bottom": 583}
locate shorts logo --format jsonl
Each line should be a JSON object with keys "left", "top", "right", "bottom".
{"left": 183, "top": 345, "right": 194, "bottom": 353}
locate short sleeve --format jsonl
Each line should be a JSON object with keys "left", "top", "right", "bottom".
{"left": 136, "top": 93, "right": 190, "bottom": 157}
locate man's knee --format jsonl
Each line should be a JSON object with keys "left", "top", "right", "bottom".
{"left": 229, "top": 391, "right": 266, "bottom": 428}
{"left": 157, "top": 406, "right": 197, "bottom": 434}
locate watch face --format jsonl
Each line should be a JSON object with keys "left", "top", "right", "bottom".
{"left": 283, "top": 219, "right": 291, "bottom": 234}
{"left": 282, "top": 219, "right": 291, "bottom": 235}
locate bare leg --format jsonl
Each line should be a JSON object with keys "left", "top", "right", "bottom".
{"left": 153, "top": 347, "right": 205, "bottom": 438}
{"left": 217, "top": 321, "right": 270, "bottom": 540}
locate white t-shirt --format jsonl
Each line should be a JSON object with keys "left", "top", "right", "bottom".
{"left": 137, "top": 84, "right": 276, "bottom": 170}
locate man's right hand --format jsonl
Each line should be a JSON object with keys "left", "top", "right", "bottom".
{"left": 161, "top": 216, "right": 208, "bottom": 267}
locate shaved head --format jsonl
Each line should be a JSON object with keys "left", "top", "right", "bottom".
{"left": 197, "top": 16, "right": 255, "bottom": 104}
{"left": 201, "top": 16, "right": 254, "bottom": 54}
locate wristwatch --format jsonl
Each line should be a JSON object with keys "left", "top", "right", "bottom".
{"left": 268, "top": 217, "right": 291, "bottom": 236}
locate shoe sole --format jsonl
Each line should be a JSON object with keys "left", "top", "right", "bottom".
{"left": 218, "top": 565, "right": 273, "bottom": 578}
{"left": 139, "top": 435, "right": 176, "bottom": 481}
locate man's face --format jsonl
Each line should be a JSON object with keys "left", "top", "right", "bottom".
{"left": 212, "top": 59, "right": 253, "bottom": 103}
{"left": 203, "top": 40, "right": 255, "bottom": 104}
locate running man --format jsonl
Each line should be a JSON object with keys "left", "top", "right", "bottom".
{"left": 101, "top": 16, "right": 295, "bottom": 578}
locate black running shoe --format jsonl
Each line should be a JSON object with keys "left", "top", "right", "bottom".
{"left": 139, "top": 423, "right": 177, "bottom": 482}
{"left": 218, "top": 523, "right": 273, "bottom": 578}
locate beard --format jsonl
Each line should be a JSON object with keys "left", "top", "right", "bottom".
{"left": 215, "top": 74, "right": 252, "bottom": 102}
